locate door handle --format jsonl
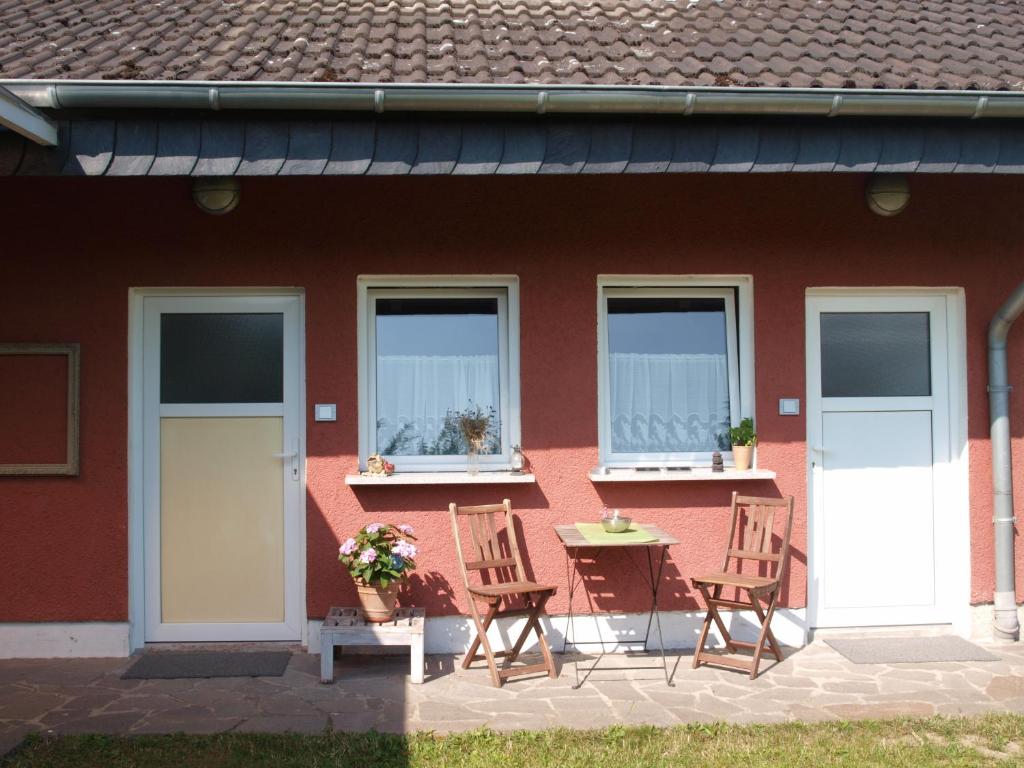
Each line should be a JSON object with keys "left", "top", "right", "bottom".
{"left": 273, "top": 442, "right": 300, "bottom": 481}
{"left": 810, "top": 445, "right": 826, "bottom": 454}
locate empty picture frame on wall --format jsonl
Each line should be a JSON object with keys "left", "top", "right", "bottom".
{"left": 0, "top": 343, "right": 80, "bottom": 476}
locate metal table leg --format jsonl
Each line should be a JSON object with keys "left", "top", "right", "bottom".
{"left": 562, "top": 543, "right": 674, "bottom": 687}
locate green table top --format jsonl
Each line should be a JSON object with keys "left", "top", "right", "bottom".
{"left": 573, "top": 522, "right": 659, "bottom": 545}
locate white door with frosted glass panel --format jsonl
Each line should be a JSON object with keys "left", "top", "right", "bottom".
{"left": 143, "top": 295, "right": 302, "bottom": 642}
{"left": 807, "top": 294, "right": 954, "bottom": 628}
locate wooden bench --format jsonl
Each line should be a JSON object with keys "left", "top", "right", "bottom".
{"left": 319, "top": 606, "right": 425, "bottom": 684}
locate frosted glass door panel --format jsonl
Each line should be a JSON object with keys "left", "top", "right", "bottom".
{"left": 820, "top": 312, "right": 930, "bottom": 397}
{"left": 160, "top": 313, "right": 283, "bottom": 404}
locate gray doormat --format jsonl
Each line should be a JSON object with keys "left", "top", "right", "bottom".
{"left": 825, "top": 636, "right": 999, "bottom": 664}
{"left": 122, "top": 651, "right": 291, "bottom": 679}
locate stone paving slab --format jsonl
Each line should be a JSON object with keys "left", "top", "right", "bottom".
{"left": 2, "top": 639, "right": 1024, "bottom": 755}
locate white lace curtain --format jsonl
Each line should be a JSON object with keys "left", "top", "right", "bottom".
{"left": 609, "top": 352, "right": 731, "bottom": 454}
{"left": 375, "top": 355, "right": 500, "bottom": 455}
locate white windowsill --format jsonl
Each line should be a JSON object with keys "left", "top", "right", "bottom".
{"left": 589, "top": 466, "right": 776, "bottom": 482}
{"left": 346, "top": 472, "right": 536, "bottom": 486}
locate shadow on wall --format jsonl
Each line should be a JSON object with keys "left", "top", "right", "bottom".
{"left": 592, "top": 480, "right": 806, "bottom": 611}
{"left": 349, "top": 484, "right": 552, "bottom": 513}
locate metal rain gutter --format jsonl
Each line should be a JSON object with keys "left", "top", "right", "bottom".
{"left": 4, "top": 80, "right": 1024, "bottom": 119}
{"left": 0, "top": 85, "right": 58, "bottom": 145}
{"left": 989, "top": 282, "right": 1024, "bottom": 641}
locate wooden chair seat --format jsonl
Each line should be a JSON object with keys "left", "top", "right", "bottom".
{"left": 690, "top": 572, "right": 777, "bottom": 593}
{"left": 450, "top": 499, "right": 558, "bottom": 687}
{"left": 691, "top": 492, "right": 795, "bottom": 680}
{"left": 469, "top": 581, "right": 558, "bottom": 599}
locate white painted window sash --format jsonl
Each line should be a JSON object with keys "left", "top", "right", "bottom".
{"left": 359, "top": 277, "right": 520, "bottom": 473}
{"left": 597, "top": 279, "right": 751, "bottom": 469}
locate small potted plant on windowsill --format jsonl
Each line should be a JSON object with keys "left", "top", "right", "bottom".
{"left": 338, "top": 523, "right": 417, "bottom": 622}
{"left": 729, "top": 417, "right": 757, "bottom": 471}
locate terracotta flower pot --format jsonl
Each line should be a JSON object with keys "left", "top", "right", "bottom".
{"left": 355, "top": 579, "right": 400, "bottom": 623}
{"left": 732, "top": 444, "right": 754, "bottom": 471}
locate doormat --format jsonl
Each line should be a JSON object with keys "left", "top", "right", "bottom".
{"left": 825, "top": 636, "right": 999, "bottom": 664}
{"left": 122, "top": 651, "right": 291, "bottom": 679}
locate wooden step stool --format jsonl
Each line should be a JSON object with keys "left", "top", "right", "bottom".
{"left": 320, "top": 606, "right": 425, "bottom": 684}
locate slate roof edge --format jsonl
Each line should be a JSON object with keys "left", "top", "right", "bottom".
{"left": 7, "top": 80, "right": 1024, "bottom": 120}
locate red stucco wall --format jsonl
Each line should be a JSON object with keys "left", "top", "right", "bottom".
{"left": 1, "top": 173, "right": 1023, "bottom": 624}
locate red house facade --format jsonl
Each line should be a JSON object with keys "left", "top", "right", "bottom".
{"left": 2, "top": 0, "right": 1024, "bottom": 658}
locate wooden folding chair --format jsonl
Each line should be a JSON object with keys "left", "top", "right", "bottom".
{"left": 449, "top": 499, "right": 558, "bottom": 687}
{"left": 691, "top": 492, "right": 795, "bottom": 680}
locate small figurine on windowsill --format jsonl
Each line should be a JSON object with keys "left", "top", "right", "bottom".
{"left": 711, "top": 451, "right": 725, "bottom": 473}
{"left": 362, "top": 453, "right": 395, "bottom": 477}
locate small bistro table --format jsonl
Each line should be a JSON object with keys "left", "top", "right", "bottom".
{"left": 554, "top": 523, "right": 680, "bottom": 687}
{"left": 320, "top": 606, "right": 426, "bottom": 684}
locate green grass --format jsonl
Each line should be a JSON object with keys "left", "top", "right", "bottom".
{"left": 4, "top": 715, "right": 1024, "bottom": 767}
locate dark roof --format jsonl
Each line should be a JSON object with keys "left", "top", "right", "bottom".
{"left": 1, "top": 1, "right": 1023, "bottom": 91}
{"left": 4, "top": 115, "right": 1024, "bottom": 176}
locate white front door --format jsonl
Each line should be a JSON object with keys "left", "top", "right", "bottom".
{"left": 142, "top": 295, "right": 303, "bottom": 642}
{"left": 807, "top": 293, "right": 959, "bottom": 628}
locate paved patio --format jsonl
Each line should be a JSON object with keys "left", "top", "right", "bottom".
{"left": 3, "top": 638, "right": 1024, "bottom": 756}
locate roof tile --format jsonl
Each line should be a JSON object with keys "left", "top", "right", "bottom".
{"left": 0, "top": 0, "right": 1022, "bottom": 90}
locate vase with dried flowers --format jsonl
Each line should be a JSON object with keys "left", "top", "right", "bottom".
{"left": 338, "top": 523, "right": 418, "bottom": 622}
{"left": 458, "top": 404, "right": 494, "bottom": 475}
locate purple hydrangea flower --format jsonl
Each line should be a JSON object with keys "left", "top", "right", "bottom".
{"left": 394, "top": 540, "right": 417, "bottom": 560}
{"left": 398, "top": 524, "right": 414, "bottom": 535}
{"left": 365, "top": 523, "right": 384, "bottom": 534}
{"left": 359, "top": 547, "right": 377, "bottom": 564}
{"left": 338, "top": 538, "right": 357, "bottom": 556}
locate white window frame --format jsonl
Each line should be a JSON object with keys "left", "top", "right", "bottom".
{"left": 358, "top": 276, "right": 520, "bottom": 473}
{"left": 597, "top": 275, "right": 754, "bottom": 469}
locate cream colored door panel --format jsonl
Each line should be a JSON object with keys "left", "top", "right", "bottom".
{"left": 160, "top": 417, "right": 284, "bottom": 623}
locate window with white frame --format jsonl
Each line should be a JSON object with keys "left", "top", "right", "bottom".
{"left": 359, "top": 278, "right": 520, "bottom": 473}
{"left": 598, "top": 280, "right": 750, "bottom": 468}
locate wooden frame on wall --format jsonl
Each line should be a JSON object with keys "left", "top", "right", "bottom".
{"left": 0, "top": 343, "right": 80, "bottom": 476}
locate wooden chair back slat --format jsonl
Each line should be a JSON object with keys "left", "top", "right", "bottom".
{"left": 464, "top": 557, "right": 517, "bottom": 571}
{"left": 727, "top": 548, "right": 781, "bottom": 562}
{"left": 449, "top": 499, "right": 524, "bottom": 589}
{"left": 724, "top": 492, "right": 795, "bottom": 582}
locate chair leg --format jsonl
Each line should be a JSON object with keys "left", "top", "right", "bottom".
{"left": 462, "top": 600, "right": 499, "bottom": 670}
{"left": 692, "top": 585, "right": 715, "bottom": 670}
{"left": 466, "top": 599, "right": 503, "bottom": 687}
{"left": 506, "top": 593, "right": 542, "bottom": 662}
{"left": 749, "top": 592, "right": 782, "bottom": 680}
{"left": 528, "top": 593, "right": 561, "bottom": 679}
{"left": 707, "top": 587, "right": 738, "bottom": 653}
{"left": 751, "top": 592, "right": 784, "bottom": 663}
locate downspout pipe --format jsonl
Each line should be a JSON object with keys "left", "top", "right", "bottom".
{"left": 989, "top": 281, "right": 1024, "bottom": 641}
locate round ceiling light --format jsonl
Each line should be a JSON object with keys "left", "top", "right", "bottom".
{"left": 865, "top": 174, "right": 910, "bottom": 217}
{"left": 192, "top": 177, "right": 241, "bottom": 215}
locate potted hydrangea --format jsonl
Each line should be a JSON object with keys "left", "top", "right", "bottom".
{"left": 338, "top": 523, "right": 418, "bottom": 622}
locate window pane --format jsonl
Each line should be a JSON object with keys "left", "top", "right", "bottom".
{"left": 820, "top": 312, "right": 931, "bottom": 397}
{"left": 161, "top": 313, "right": 283, "bottom": 404}
{"left": 607, "top": 297, "right": 731, "bottom": 454}
{"left": 375, "top": 297, "right": 501, "bottom": 456}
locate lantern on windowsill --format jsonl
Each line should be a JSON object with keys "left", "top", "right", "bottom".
{"left": 510, "top": 445, "right": 527, "bottom": 474}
